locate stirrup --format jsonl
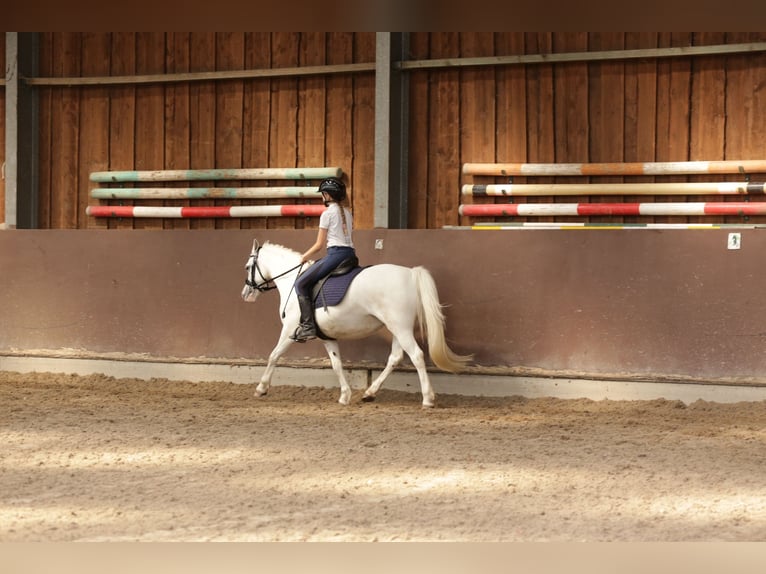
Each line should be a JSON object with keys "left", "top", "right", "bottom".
{"left": 290, "top": 324, "right": 317, "bottom": 343}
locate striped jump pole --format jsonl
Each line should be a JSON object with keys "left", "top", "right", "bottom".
{"left": 463, "top": 182, "right": 766, "bottom": 197}
{"left": 454, "top": 222, "right": 759, "bottom": 230}
{"left": 86, "top": 205, "right": 326, "bottom": 218}
{"left": 90, "top": 187, "right": 324, "bottom": 200}
{"left": 458, "top": 202, "right": 766, "bottom": 218}
{"left": 462, "top": 160, "right": 766, "bottom": 177}
{"left": 89, "top": 167, "right": 342, "bottom": 183}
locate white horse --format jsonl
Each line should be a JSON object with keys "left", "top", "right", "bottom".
{"left": 241, "top": 240, "right": 471, "bottom": 407}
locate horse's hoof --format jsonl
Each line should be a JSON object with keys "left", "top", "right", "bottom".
{"left": 254, "top": 390, "right": 267, "bottom": 398}
{"left": 421, "top": 403, "right": 435, "bottom": 409}
{"left": 362, "top": 395, "right": 376, "bottom": 403}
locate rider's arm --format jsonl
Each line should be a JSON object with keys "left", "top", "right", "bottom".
{"left": 301, "top": 227, "right": 327, "bottom": 263}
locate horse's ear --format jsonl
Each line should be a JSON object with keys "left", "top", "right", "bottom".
{"left": 251, "top": 239, "right": 259, "bottom": 252}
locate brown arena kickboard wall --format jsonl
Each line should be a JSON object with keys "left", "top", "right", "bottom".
{"left": 2, "top": 229, "right": 766, "bottom": 385}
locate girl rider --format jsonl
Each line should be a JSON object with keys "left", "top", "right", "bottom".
{"left": 291, "top": 178, "right": 356, "bottom": 342}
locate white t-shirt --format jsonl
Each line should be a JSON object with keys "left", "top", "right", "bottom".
{"left": 319, "top": 203, "right": 354, "bottom": 248}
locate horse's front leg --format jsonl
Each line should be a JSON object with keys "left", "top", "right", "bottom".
{"left": 256, "top": 325, "right": 295, "bottom": 397}
{"left": 322, "top": 340, "right": 352, "bottom": 405}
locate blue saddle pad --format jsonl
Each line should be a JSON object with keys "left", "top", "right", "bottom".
{"left": 312, "top": 266, "right": 366, "bottom": 309}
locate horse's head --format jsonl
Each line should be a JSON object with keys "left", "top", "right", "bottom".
{"left": 241, "top": 239, "right": 268, "bottom": 303}
{"left": 241, "top": 240, "right": 304, "bottom": 303}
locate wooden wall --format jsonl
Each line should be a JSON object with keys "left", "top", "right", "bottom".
{"left": 0, "top": 39, "right": 5, "bottom": 224}
{"left": 408, "top": 32, "right": 766, "bottom": 227}
{"left": 35, "top": 32, "right": 376, "bottom": 230}
{"left": 13, "top": 33, "right": 766, "bottom": 229}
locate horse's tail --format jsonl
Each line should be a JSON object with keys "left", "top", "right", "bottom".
{"left": 412, "top": 266, "right": 473, "bottom": 373}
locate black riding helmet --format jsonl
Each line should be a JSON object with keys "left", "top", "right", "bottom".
{"left": 318, "top": 178, "right": 347, "bottom": 203}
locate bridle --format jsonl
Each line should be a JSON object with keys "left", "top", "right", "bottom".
{"left": 245, "top": 245, "right": 304, "bottom": 293}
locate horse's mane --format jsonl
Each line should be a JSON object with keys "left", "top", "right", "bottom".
{"left": 262, "top": 241, "right": 301, "bottom": 262}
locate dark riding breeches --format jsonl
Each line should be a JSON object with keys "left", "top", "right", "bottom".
{"left": 294, "top": 246, "right": 356, "bottom": 298}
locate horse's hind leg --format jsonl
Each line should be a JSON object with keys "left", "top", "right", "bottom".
{"left": 322, "top": 340, "right": 353, "bottom": 405}
{"left": 390, "top": 329, "right": 435, "bottom": 408}
{"left": 363, "top": 338, "right": 403, "bottom": 402}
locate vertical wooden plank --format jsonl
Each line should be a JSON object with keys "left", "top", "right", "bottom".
{"left": 655, "top": 32, "right": 693, "bottom": 223}
{"left": 242, "top": 32, "right": 271, "bottom": 232}
{"left": 37, "top": 34, "right": 54, "bottom": 228}
{"left": 134, "top": 32, "right": 165, "bottom": 230}
{"left": 0, "top": 37, "right": 5, "bottom": 224}
{"left": 189, "top": 32, "right": 216, "bottom": 230}
{"left": 553, "top": 33, "right": 589, "bottom": 222}
{"left": 49, "top": 32, "right": 81, "bottom": 229}
{"left": 78, "top": 33, "right": 111, "bottom": 230}
{"left": 164, "top": 32, "right": 191, "bottom": 230}
{"left": 724, "top": 32, "right": 766, "bottom": 225}
{"left": 689, "top": 32, "right": 726, "bottom": 223}
{"left": 656, "top": 32, "right": 693, "bottom": 164}
{"left": 491, "top": 33, "right": 527, "bottom": 226}
{"left": 325, "top": 33, "right": 354, "bottom": 226}
{"left": 215, "top": 32, "right": 245, "bottom": 230}
{"left": 351, "top": 32, "right": 376, "bottom": 230}
{"left": 269, "top": 32, "right": 299, "bottom": 230}
{"left": 406, "top": 33, "right": 430, "bottom": 229}
{"left": 525, "top": 33, "right": 555, "bottom": 163}
{"left": 494, "top": 33, "right": 527, "bottom": 163}
{"left": 297, "top": 32, "right": 327, "bottom": 230}
{"left": 623, "top": 33, "right": 658, "bottom": 223}
{"left": 108, "top": 32, "right": 136, "bottom": 230}
{"left": 427, "top": 32, "right": 460, "bottom": 229}
{"left": 523, "top": 33, "right": 555, "bottom": 223}
{"left": 689, "top": 32, "right": 727, "bottom": 151}
{"left": 725, "top": 32, "right": 766, "bottom": 158}
{"left": 588, "top": 32, "right": 624, "bottom": 223}
{"left": 553, "top": 32, "right": 589, "bottom": 163}
{"left": 458, "top": 32, "right": 495, "bottom": 226}
{"left": 624, "top": 33, "right": 658, "bottom": 163}
{"left": 724, "top": 32, "right": 766, "bottom": 220}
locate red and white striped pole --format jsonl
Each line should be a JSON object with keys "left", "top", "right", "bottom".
{"left": 462, "top": 182, "right": 766, "bottom": 197}
{"left": 86, "top": 205, "right": 326, "bottom": 218}
{"left": 459, "top": 202, "right": 766, "bottom": 218}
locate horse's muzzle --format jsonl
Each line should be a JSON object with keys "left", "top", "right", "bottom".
{"left": 241, "top": 283, "right": 259, "bottom": 303}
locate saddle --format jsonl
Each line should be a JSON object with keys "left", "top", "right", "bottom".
{"left": 309, "top": 255, "right": 365, "bottom": 340}
{"left": 310, "top": 255, "right": 362, "bottom": 309}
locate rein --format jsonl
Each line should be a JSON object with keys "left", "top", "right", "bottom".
{"left": 246, "top": 247, "right": 304, "bottom": 292}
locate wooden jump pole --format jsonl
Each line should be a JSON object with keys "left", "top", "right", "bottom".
{"left": 89, "top": 167, "right": 342, "bottom": 183}
{"left": 459, "top": 202, "right": 766, "bottom": 217}
{"left": 449, "top": 222, "right": 758, "bottom": 230}
{"left": 462, "top": 161, "right": 766, "bottom": 177}
{"left": 86, "top": 205, "right": 326, "bottom": 218}
{"left": 463, "top": 182, "right": 766, "bottom": 196}
{"left": 90, "top": 187, "right": 325, "bottom": 200}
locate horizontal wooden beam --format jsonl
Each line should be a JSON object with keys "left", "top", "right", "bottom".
{"left": 21, "top": 43, "right": 766, "bottom": 89}
{"left": 401, "top": 42, "right": 766, "bottom": 71}
{"left": 25, "top": 63, "right": 375, "bottom": 87}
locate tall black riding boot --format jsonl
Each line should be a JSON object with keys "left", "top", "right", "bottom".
{"left": 290, "top": 295, "right": 317, "bottom": 342}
